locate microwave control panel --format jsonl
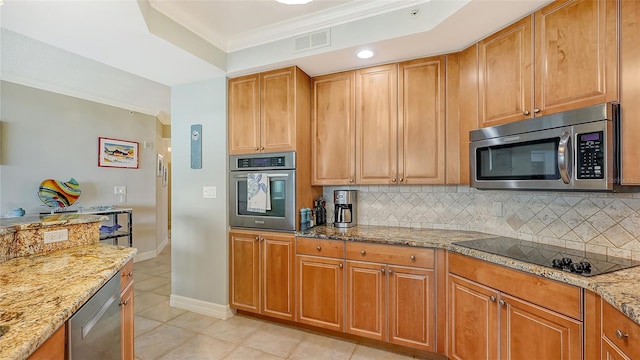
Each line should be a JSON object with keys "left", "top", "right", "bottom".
{"left": 237, "top": 156, "right": 285, "bottom": 169}
{"left": 577, "top": 131, "right": 604, "bottom": 179}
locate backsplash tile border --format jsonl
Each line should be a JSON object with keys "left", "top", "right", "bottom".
{"left": 322, "top": 185, "right": 640, "bottom": 261}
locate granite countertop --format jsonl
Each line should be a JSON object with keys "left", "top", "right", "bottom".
{"left": 298, "top": 224, "right": 640, "bottom": 326}
{"left": 0, "top": 244, "right": 137, "bottom": 360}
{"left": 0, "top": 214, "right": 107, "bottom": 236}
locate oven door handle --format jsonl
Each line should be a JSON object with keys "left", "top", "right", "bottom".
{"left": 558, "top": 131, "right": 572, "bottom": 184}
{"left": 232, "top": 173, "right": 290, "bottom": 179}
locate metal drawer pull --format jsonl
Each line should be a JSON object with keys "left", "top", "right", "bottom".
{"left": 316, "top": 246, "right": 321, "bottom": 251}
{"left": 339, "top": 263, "right": 343, "bottom": 269}
{"left": 360, "top": 250, "right": 366, "bottom": 255}
{"left": 388, "top": 270, "right": 394, "bottom": 275}
{"left": 499, "top": 299, "right": 505, "bottom": 306}
{"left": 410, "top": 255, "right": 416, "bottom": 261}
{"left": 523, "top": 110, "right": 530, "bottom": 115}
{"left": 255, "top": 236, "right": 259, "bottom": 241}
{"left": 490, "top": 296, "right": 496, "bottom": 302}
{"left": 381, "top": 268, "right": 385, "bottom": 273}
{"left": 616, "top": 330, "right": 629, "bottom": 339}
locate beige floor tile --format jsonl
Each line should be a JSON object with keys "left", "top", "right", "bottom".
{"left": 241, "top": 322, "right": 306, "bottom": 358}
{"left": 137, "top": 300, "right": 186, "bottom": 322}
{"left": 135, "top": 324, "right": 196, "bottom": 360}
{"left": 136, "top": 276, "right": 170, "bottom": 291}
{"left": 159, "top": 334, "right": 238, "bottom": 360}
{"left": 135, "top": 292, "right": 169, "bottom": 313}
{"left": 133, "top": 271, "right": 153, "bottom": 282}
{"left": 350, "top": 345, "right": 415, "bottom": 360}
{"left": 137, "top": 263, "right": 171, "bottom": 275}
{"left": 135, "top": 315, "right": 163, "bottom": 337}
{"left": 288, "top": 333, "right": 356, "bottom": 360}
{"left": 167, "top": 311, "right": 219, "bottom": 333}
{"left": 201, "top": 315, "right": 265, "bottom": 344}
{"left": 151, "top": 283, "right": 171, "bottom": 296}
{"left": 222, "top": 346, "right": 284, "bottom": 360}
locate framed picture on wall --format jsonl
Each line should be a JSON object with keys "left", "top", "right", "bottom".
{"left": 157, "top": 154, "right": 164, "bottom": 177}
{"left": 162, "top": 165, "right": 168, "bottom": 187}
{"left": 98, "top": 137, "right": 139, "bottom": 169}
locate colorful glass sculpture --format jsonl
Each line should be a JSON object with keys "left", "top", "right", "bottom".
{"left": 38, "top": 178, "right": 81, "bottom": 207}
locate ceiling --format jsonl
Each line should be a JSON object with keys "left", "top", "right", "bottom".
{"left": 0, "top": 0, "right": 551, "bottom": 119}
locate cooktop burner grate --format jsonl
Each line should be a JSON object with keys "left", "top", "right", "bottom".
{"left": 454, "top": 237, "right": 640, "bottom": 277}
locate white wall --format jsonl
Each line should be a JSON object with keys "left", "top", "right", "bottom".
{"left": 170, "top": 78, "right": 229, "bottom": 311}
{"left": 0, "top": 81, "right": 167, "bottom": 256}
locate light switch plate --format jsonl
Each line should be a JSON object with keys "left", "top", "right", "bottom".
{"left": 203, "top": 186, "right": 216, "bottom": 199}
{"left": 114, "top": 186, "right": 127, "bottom": 194}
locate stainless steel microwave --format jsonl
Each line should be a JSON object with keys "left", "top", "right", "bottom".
{"left": 229, "top": 152, "right": 297, "bottom": 231}
{"left": 470, "top": 103, "right": 620, "bottom": 191}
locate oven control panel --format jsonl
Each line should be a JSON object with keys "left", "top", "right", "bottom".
{"left": 577, "top": 131, "right": 604, "bottom": 179}
{"left": 237, "top": 156, "right": 285, "bottom": 169}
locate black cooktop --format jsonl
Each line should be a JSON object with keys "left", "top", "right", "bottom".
{"left": 454, "top": 237, "right": 640, "bottom": 277}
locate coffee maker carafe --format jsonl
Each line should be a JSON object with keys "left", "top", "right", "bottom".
{"left": 334, "top": 190, "right": 356, "bottom": 228}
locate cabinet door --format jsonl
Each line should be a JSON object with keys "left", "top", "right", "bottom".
{"left": 534, "top": 0, "right": 618, "bottom": 116}
{"left": 602, "top": 337, "right": 632, "bottom": 360}
{"left": 346, "top": 260, "right": 385, "bottom": 341}
{"left": 478, "top": 16, "right": 533, "bottom": 127}
{"left": 262, "top": 233, "right": 295, "bottom": 321}
{"left": 449, "top": 274, "right": 499, "bottom": 360}
{"left": 229, "top": 231, "right": 260, "bottom": 313}
{"left": 296, "top": 255, "right": 344, "bottom": 331}
{"left": 620, "top": 0, "right": 640, "bottom": 185}
{"left": 311, "top": 71, "right": 356, "bottom": 185}
{"left": 356, "top": 64, "right": 398, "bottom": 184}
{"left": 228, "top": 74, "right": 260, "bottom": 154}
{"left": 388, "top": 265, "right": 435, "bottom": 351}
{"left": 121, "top": 282, "right": 135, "bottom": 360}
{"left": 500, "top": 293, "right": 582, "bottom": 360}
{"left": 261, "top": 68, "right": 296, "bottom": 153}
{"left": 28, "top": 324, "right": 65, "bottom": 360}
{"left": 398, "top": 56, "right": 446, "bottom": 185}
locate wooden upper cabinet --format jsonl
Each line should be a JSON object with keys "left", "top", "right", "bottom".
{"left": 260, "top": 68, "right": 296, "bottom": 153}
{"left": 620, "top": 0, "right": 640, "bottom": 185}
{"left": 229, "top": 67, "right": 307, "bottom": 154}
{"left": 356, "top": 64, "right": 398, "bottom": 184}
{"left": 228, "top": 74, "right": 260, "bottom": 154}
{"left": 478, "top": 16, "right": 533, "bottom": 127}
{"left": 398, "top": 56, "right": 446, "bottom": 184}
{"left": 311, "top": 71, "right": 356, "bottom": 185}
{"left": 534, "top": 0, "right": 618, "bottom": 116}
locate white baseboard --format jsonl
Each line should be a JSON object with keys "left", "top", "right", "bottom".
{"left": 157, "top": 236, "right": 169, "bottom": 254}
{"left": 134, "top": 250, "right": 157, "bottom": 262}
{"left": 169, "top": 294, "right": 235, "bottom": 320}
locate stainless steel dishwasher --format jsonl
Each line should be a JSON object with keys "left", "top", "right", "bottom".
{"left": 68, "top": 270, "right": 122, "bottom": 359}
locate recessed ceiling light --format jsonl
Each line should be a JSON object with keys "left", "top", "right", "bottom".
{"left": 276, "top": 0, "right": 313, "bottom": 4}
{"left": 356, "top": 50, "right": 375, "bottom": 59}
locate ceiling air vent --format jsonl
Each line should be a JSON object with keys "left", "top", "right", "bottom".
{"left": 293, "top": 29, "right": 331, "bottom": 53}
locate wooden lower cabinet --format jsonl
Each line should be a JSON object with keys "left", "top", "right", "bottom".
{"left": 601, "top": 301, "right": 640, "bottom": 360}
{"left": 448, "top": 254, "right": 582, "bottom": 360}
{"left": 229, "top": 230, "right": 295, "bottom": 321}
{"left": 602, "top": 337, "right": 632, "bottom": 360}
{"left": 296, "top": 254, "right": 344, "bottom": 331}
{"left": 121, "top": 282, "right": 135, "bottom": 360}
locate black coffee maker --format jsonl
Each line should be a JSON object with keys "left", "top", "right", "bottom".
{"left": 334, "top": 190, "right": 356, "bottom": 228}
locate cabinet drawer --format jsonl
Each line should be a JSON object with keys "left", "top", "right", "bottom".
{"left": 120, "top": 259, "right": 134, "bottom": 292}
{"left": 346, "top": 242, "right": 434, "bottom": 268}
{"left": 296, "top": 237, "right": 344, "bottom": 258}
{"left": 602, "top": 301, "right": 640, "bottom": 359}
{"left": 448, "top": 252, "right": 581, "bottom": 320}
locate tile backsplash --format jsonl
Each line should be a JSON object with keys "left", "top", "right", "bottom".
{"left": 322, "top": 185, "right": 640, "bottom": 261}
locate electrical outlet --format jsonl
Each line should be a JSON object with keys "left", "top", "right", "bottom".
{"left": 44, "top": 229, "right": 68, "bottom": 243}
{"left": 203, "top": 186, "right": 216, "bottom": 199}
{"left": 114, "top": 186, "right": 127, "bottom": 194}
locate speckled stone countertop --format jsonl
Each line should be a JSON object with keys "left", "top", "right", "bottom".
{"left": 0, "top": 213, "right": 107, "bottom": 235}
{"left": 0, "top": 244, "right": 137, "bottom": 360}
{"left": 298, "top": 224, "right": 640, "bottom": 326}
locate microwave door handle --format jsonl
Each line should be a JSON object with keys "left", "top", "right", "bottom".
{"left": 232, "top": 173, "right": 290, "bottom": 179}
{"left": 558, "top": 132, "right": 572, "bottom": 184}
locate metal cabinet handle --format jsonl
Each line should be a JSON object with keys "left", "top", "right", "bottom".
{"left": 254, "top": 147, "right": 259, "bottom": 151}
{"left": 349, "top": 179, "right": 354, "bottom": 183}
{"left": 616, "top": 330, "right": 629, "bottom": 339}
{"left": 388, "top": 270, "right": 394, "bottom": 275}
{"left": 255, "top": 236, "right": 260, "bottom": 241}
{"left": 260, "top": 146, "right": 265, "bottom": 150}
{"left": 122, "top": 272, "right": 133, "bottom": 278}
{"left": 499, "top": 299, "right": 505, "bottom": 306}
{"left": 360, "top": 250, "right": 366, "bottom": 255}
{"left": 400, "top": 178, "right": 404, "bottom": 183}
{"left": 316, "top": 246, "right": 321, "bottom": 251}
{"left": 391, "top": 178, "right": 397, "bottom": 183}
{"left": 523, "top": 110, "right": 530, "bottom": 116}
{"left": 533, "top": 108, "right": 541, "bottom": 113}
{"left": 119, "top": 299, "right": 129, "bottom": 306}
{"left": 490, "top": 296, "right": 496, "bottom": 302}
{"left": 381, "top": 268, "right": 385, "bottom": 273}
{"left": 410, "top": 255, "right": 416, "bottom": 261}
{"left": 339, "top": 263, "right": 343, "bottom": 269}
